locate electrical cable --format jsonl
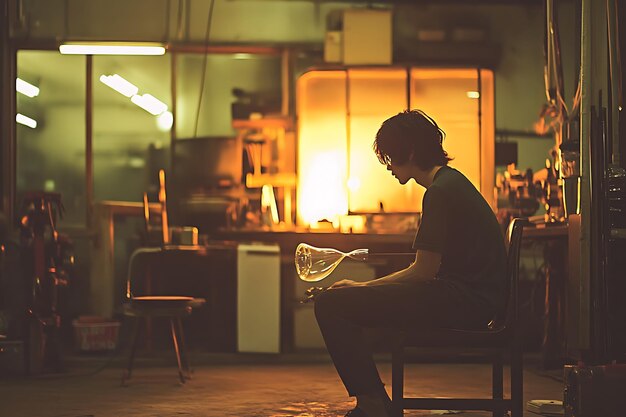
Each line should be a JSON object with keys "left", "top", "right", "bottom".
{"left": 607, "top": 0, "right": 622, "bottom": 165}
{"left": 176, "top": 0, "right": 185, "bottom": 40}
{"left": 164, "top": 0, "right": 171, "bottom": 42}
{"left": 543, "top": 0, "right": 553, "bottom": 104}
{"left": 193, "top": 0, "right": 216, "bottom": 139}
{"left": 552, "top": 4, "right": 567, "bottom": 115}
{"left": 539, "top": 0, "right": 582, "bottom": 142}
{"left": 613, "top": 0, "right": 622, "bottom": 111}
{"left": 566, "top": 0, "right": 583, "bottom": 124}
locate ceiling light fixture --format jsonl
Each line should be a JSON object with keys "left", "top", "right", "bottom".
{"left": 59, "top": 42, "right": 166, "bottom": 56}
{"left": 131, "top": 94, "right": 168, "bottom": 115}
{"left": 99, "top": 74, "right": 139, "bottom": 97}
{"left": 466, "top": 91, "right": 480, "bottom": 99}
{"left": 156, "top": 111, "right": 174, "bottom": 131}
{"left": 16, "top": 113, "right": 37, "bottom": 128}
{"left": 16, "top": 78, "right": 40, "bottom": 97}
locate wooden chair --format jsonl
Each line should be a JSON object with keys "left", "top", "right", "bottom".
{"left": 391, "top": 218, "right": 528, "bottom": 417}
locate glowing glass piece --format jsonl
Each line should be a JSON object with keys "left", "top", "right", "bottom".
{"left": 294, "top": 243, "right": 368, "bottom": 282}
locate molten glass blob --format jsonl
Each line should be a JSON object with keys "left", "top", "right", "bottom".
{"left": 295, "top": 243, "right": 369, "bottom": 282}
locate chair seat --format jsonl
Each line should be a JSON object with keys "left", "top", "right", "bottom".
{"left": 123, "top": 296, "right": 205, "bottom": 318}
{"left": 402, "top": 326, "right": 512, "bottom": 349}
{"left": 121, "top": 295, "right": 206, "bottom": 385}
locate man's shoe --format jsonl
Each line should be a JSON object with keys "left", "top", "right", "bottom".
{"left": 344, "top": 408, "right": 368, "bottom": 417}
{"left": 345, "top": 406, "right": 393, "bottom": 417}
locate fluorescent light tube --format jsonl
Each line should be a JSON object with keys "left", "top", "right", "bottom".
{"left": 466, "top": 91, "right": 480, "bottom": 99}
{"left": 16, "top": 78, "right": 40, "bottom": 97}
{"left": 156, "top": 111, "right": 173, "bottom": 131}
{"left": 99, "top": 74, "right": 139, "bottom": 97}
{"left": 16, "top": 113, "right": 37, "bottom": 128}
{"left": 59, "top": 42, "right": 165, "bottom": 56}
{"left": 131, "top": 94, "right": 168, "bottom": 115}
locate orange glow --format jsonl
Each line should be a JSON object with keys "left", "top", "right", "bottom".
{"left": 297, "top": 71, "right": 348, "bottom": 226}
{"left": 299, "top": 151, "right": 348, "bottom": 226}
{"left": 347, "top": 177, "right": 361, "bottom": 192}
{"left": 339, "top": 214, "right": 366, "bottom": 233}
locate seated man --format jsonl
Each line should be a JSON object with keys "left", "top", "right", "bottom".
{"left": 314, "top": 109, "right": 507, "bottom": 417}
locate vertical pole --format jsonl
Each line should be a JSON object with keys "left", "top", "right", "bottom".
{"left": 607, "top": 0, "right": 620, "bottom": 166}
{"left": 1, "top": 0, "right": 16, "bottom": 220}
{"left": 577, "top": 0, "right": 593, "bottom": 354}
{"left": 170, "top": 52, "right": 177, "bottom": 183}
{"left": 345, "top": 69, "right": 351, "bottom": 214}
{"left": 86, "top": 55, "right": 93, "bottom": 227}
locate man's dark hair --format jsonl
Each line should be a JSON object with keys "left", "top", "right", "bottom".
{"left": 373, "top": 109, "right": 452, "bottom": 170}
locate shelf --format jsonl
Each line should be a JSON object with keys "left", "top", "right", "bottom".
{"left": 232, "top": 117, "right": 293, "bottom": 130}
{"left": 246, "top": 173, "right": 296, "bottom": 188}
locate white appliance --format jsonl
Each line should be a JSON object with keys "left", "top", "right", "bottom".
{"left": 237, "top": 243, "right": 281, "bottom": 353}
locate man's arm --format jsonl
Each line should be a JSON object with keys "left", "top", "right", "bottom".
{"left": 366, "top": 249, "right": 441, "bottom": 285}
{"left": 330, "top": 250, "right": 441, "bottom": 288}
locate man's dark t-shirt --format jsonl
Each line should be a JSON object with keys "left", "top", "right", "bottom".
{"left": 413, "top": 166, "right": 507, "bottom": 314}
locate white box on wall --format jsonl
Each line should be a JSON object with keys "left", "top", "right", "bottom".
{"left": 342, "top": 9, "right": 392, "bottom": 65}
{"left": 324, "top": 31, "right": 343, "bottom": 63}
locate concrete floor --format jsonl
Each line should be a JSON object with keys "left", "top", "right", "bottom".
{"left": 0, "top": 351, "right": 564, "bottom": 417}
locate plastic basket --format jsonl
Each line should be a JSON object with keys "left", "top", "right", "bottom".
{"left": 72, "top": 319, "right": 120, "bottom": 351}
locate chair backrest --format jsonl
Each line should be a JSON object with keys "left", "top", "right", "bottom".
{"left": 492, "top": 217, "right": 528, "bottom": 332}
{"left": 125, "top": 247, "right": 163, "bottom": 300}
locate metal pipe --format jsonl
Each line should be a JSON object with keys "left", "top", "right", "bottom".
{"left": 606, "top": 0, "right": 620, "bottom": 165}
{"left": 281, "top": 48, "right": 290, "bottom": 116}
{"left": 230, "top": 0, "right": 540, "bottom": 4}
{"left": 495, "top": 129, "right": 551, "bottom": 139}
{"left": 1, "top": 0, "right": 16, "bottom": 220}
{"left": 577, "top": 0, "right": 592, "bottom": 352}
{"left": 170, "top": 51, "right": 177, "bottom": 180}
{"left": 85, "top": 55, "right": 93, "bottom": 227}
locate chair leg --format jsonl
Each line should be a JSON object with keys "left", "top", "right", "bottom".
{"left": 492, "top": 353, "right": 504, "bottom": 417}
{"left": 122, "top": 318, "right": 142, "bottom": 385}
{"left": 511, "top": 344, "right": 524, "bottom": 417}
{"left": 391, "top": 343, "right": 404, "bottom": 417}
{"left": 170, "top": 318, "right": 187, "bottom": 384}
{"left": 175, "top": 317, "right": 192, "bottom": 377}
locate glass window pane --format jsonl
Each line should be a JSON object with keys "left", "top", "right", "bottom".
{"left": 175, "top": 54, "right": 282, "bottom": 138}
{"left": 296, "top": 70, "right": 348, "bottom": 225}
{"left": 16, "top": 51, "right": 86, "bottom": 226}
{"left": 93, "top": 55, "right": 172, "bottom": 202}
{"left": 347, "top": 68, "right": 420, "bottom": 213}
{"left": 410, "top": 68, "right": 481, "bottom": 190}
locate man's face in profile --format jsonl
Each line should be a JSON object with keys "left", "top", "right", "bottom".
{"left": 386, "top": 157, "right": 413, "bottom": 185}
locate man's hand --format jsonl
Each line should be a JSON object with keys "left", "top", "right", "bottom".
{"left": 329, "top": 279, "right": 366, "bottom": 289}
